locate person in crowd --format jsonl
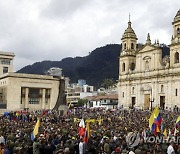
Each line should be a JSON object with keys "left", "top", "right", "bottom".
{"left": 0, "top": 108, "right": 179, "bottom": 153}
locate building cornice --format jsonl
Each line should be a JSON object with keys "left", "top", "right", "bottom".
{"left": 0, "top": 51, "right": 15, "bottom": 57}
{"left": 169, "top": 42, "right": 180, "bottom": 47}
{"left": 0, "top": 72, "right": 62, "bottom": 81}
{"left": 119, "top": 67, "right": 180, "bottom": 82}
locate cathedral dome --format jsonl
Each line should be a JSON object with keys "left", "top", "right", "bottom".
{"left": 121, "top": 21, "right": 137, "bottom": 40}
{"left": 173, "top": 9, "right": 180, "bottom": 24}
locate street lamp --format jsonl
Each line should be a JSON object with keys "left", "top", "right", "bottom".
{"left": 149, "top": 87, "right": 154, "bottom": 111}
{"left": 150, "top": 98, "right": 154, "bottom": 111}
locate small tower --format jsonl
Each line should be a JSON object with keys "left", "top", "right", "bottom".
{"left": 121, "top": 14, "right": 138, "bottom": 52}
{"left": 119, "top": 15, "right": 138, "bottom": 75}
{"left": 170, "top": 9, "right": 180, "bottom": 67}
{"left": 146, "top": 33, "right": 151, "bottom": 45}
{"left": 171, "top": 9, "right": 180, "bottom": 44}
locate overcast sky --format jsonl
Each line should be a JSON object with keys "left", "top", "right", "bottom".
{"left": 0, "top": 0, "right": 179, "bottom": 71}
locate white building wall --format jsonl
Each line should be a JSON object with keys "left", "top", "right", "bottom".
{"left": 119, "top": 70, "right": 180, "bottom": 109}
{"left": 80, "top": 92, "right": 94, "bottom": 99}
{"left": 0, "top": 73, "right": 61, "bottom": 111}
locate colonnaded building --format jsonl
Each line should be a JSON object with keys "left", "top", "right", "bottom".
{"left": 118, "top": 9, "right": 180, "bottom": 110}
{"left": 0, "top": 51, "right": 66, "bottom": 113}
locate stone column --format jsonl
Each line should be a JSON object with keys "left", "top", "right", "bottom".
{"left": 125, "top": 83, "right": 128, "bottom": 108}
{"left": 152, "top": 81, "right": 157, "bottom": 107}
{"left": 127, "top": 83, "right": 131, "bottom": 108}
{"left": 167, "top": 79, "right": 172, "bottom": 108}
{"left": 42, "top": 89, "right": 46, "bottom": 109}
{"left": 136, "top": 82, "right": 141, "bottom": 108}
{"left": 25, "top": 88, "right": 29, "bottom": 109}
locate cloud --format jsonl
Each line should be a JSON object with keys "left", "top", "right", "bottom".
{"left": 41, "top": 0, "right": 90, "bottom": 19}
{"left": 0, "top": 0, "right": 179, "bottom": 71}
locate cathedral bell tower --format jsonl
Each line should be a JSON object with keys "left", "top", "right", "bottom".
{"left": 170, "top": 9, "right": 180, "bottom": 67}
{"left": 119, "top": 15, "right": 138, "bottom": 75}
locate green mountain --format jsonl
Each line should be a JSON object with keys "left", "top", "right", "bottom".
{"left": 17, "top": 44, "right": 121, "bottom": 87}
{"left": 17, "top": 44, "right": 170, "bottom": 88}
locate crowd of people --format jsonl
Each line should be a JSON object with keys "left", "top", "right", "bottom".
{"left": 0, "top": 108, "right": 179, "bottom": 154}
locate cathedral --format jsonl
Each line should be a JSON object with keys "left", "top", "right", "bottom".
{"left": 118, "top": 9, "right": 180, "bottom": 110}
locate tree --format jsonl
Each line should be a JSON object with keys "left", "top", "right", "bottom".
{"left": 77, "top": 99, "right": 88, "bottom": 107}
{"left": 101, "top": 78, "right": 116, "bottom": 89}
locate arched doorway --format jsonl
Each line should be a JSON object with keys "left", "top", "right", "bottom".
{"left": 160, "top": 96, "right": 165, "bottom": 110}
{"left": 144, "top": 94, "right": 150, "bottom": 110}
{"left": 131, "top": 97, "right": 136, "bottom": 109}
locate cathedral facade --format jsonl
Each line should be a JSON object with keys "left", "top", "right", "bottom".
{"left": 118, "top": 9, "right": 180, "bottom": 110}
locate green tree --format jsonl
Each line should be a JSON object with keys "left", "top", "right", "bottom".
{"left": 101, "top": 78, "right": 116, "bottom": 89}
{"left": 77, "top": 99, "right": 88, "bottom": 107}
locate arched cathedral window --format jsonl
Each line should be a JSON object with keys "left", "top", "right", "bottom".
{"left": 122, "top": 63, "right": 125, "bottom": 72}
{"left": 161, "top": 85, "right": 164, "bottom": 93}
{"left": 145, "top": 61, "right": 149, "bottom": 71}
{"left": 130, "top": 62, "right": 135, "bottom": 71}
{"left": 177, "top": 28, "right": 180, "bottom": 34}
{"left": 132, "top": 87, "right": 135, "bottom": 94}
{"left": 131, "top": 43, "right": 134, "bottom": 49}
{"left": 124, "top": 43, "right": 126, "bottom": 50}
{"left": 174, "top": 52, "right": 179, "bottom": 63}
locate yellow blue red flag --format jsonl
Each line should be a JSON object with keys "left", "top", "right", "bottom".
{"left": 176, "top": 116, "right": 180, "bottom": 128}
{"left": 149, "top": 107, "right": 162, "bottom": 135}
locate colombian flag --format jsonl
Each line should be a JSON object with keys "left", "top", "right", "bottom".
{"left": 176, "top": 116, "right": 180, "bottom": 128}
{"left": 84, "top": 121, "right": 90, "bottom": 143}
{"left": 149, "top": 107, "right": 162, "bottom": 135}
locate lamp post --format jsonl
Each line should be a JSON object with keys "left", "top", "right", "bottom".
{"left": 150, "top": 87, "right": 154, "bottom": 111}
{"left": 150, "top": 98, "right": 154, "bottom": 111}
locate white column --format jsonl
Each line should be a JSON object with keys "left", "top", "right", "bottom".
{"left": 127, "top": 83, "right": 131, "bottom": 108}
{"left": 42, "top": 89, "right": 46, "bottom": 109}
{"left": 25, "top": 88, "right": 29, "bottom": 109}
{"left": 167, "top": 79, "right": 172, "bottom": 108}
{"left": 153, "top": 81, "right": 158, "bottom": 107}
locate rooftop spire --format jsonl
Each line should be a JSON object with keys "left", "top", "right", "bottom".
{"left": 173, "top": 9, "right": 180, "bottom": 24}
{"left": 128, "top": 13, "right": 131, "bottom": 28}
{"left": 146, "top": 33, "right": 151, "bottom": 45}
{"left": 157, "top": 39, "right": 159, "bottom": 45}
{"left": 121, "top": 14, "right": 138, "bottom": 40}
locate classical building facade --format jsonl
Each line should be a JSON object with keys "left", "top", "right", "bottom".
{"left": 0, "top": 51, "right": 65, "bottom": 112}
{"left": 118, "top": 9, "right": 180, "bottom": 110}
